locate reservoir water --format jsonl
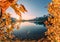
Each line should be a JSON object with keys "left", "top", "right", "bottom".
{"left": 13, "top": 22, "right": 47, "bottom": 40}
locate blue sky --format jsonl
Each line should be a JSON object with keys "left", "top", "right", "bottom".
{"left": 6, "top": 0, "right": 51, "bottom": 20}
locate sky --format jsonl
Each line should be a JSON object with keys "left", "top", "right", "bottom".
{"left": 6, "top": 0, "right": 51, "bottom": 20}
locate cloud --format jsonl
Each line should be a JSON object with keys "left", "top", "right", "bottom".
{"left": 6, "top": 7, "right": 36, "bottom": 20}
{"left": 22, "top": 12, "right": 36, "bottom": 20}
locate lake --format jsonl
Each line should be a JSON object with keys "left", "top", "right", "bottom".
{"left": 13, "top": 22, "right": 47, "bottom": 40}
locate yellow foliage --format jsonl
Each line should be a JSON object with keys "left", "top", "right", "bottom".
{"left": 44, "top": 0, "right": 60, "bottom": 42}
{"left": 0, "top": 0, "right": 27, "bottom": 42}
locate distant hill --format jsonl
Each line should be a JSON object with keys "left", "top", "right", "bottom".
{"left": 11, "top": 15, "right": 49, "bottom": 24}
{"left": 22, "top": 15, "right": 49, "bottom": 23}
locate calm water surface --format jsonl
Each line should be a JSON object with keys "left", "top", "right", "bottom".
{"left": 13, "top": 22, "right": 47, "bottom": 40}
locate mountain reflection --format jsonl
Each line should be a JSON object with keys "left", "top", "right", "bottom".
{"left": 30, "top": 21, "right": 45, "bottom": 26}
{"left": 14, "top": 21, "right": 47, "bottom": 40}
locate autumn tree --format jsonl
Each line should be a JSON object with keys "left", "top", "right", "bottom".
{"left": 44, "top": 0, "right": 60, "bottom": 42}
{"left": 0, "top": 0, "right": 27, "bottom": 41}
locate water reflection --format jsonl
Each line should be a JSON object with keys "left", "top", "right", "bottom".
{"left": 14, "top": 21, "right": 47, "bottom": 40}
